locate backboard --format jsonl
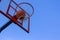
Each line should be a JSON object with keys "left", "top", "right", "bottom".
{"left": 0, "top": 0, "right": 34, "bottom": 33}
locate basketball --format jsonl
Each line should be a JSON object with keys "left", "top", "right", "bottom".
{"left": 15, "top": 10, "right": 26, "bottom": 21}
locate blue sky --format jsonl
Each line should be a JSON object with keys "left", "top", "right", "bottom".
{"left": 0, "top": 0, "right": 60, "bottom": 40}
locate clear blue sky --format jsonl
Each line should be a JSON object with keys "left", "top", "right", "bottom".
{"left": 0, "top": 0, "right": 60, "bottom": 40}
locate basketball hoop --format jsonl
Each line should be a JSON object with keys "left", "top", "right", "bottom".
{"left": 13, "top": 2, "right": 34, "bottom": 22}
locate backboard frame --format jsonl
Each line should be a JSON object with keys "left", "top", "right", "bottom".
{"left": 0, "top": 0, "right": 34, "bottom": 33}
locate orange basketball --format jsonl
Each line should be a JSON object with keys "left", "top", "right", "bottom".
{"left": 15, "top": 10, "right": 26, "bottom": 21}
